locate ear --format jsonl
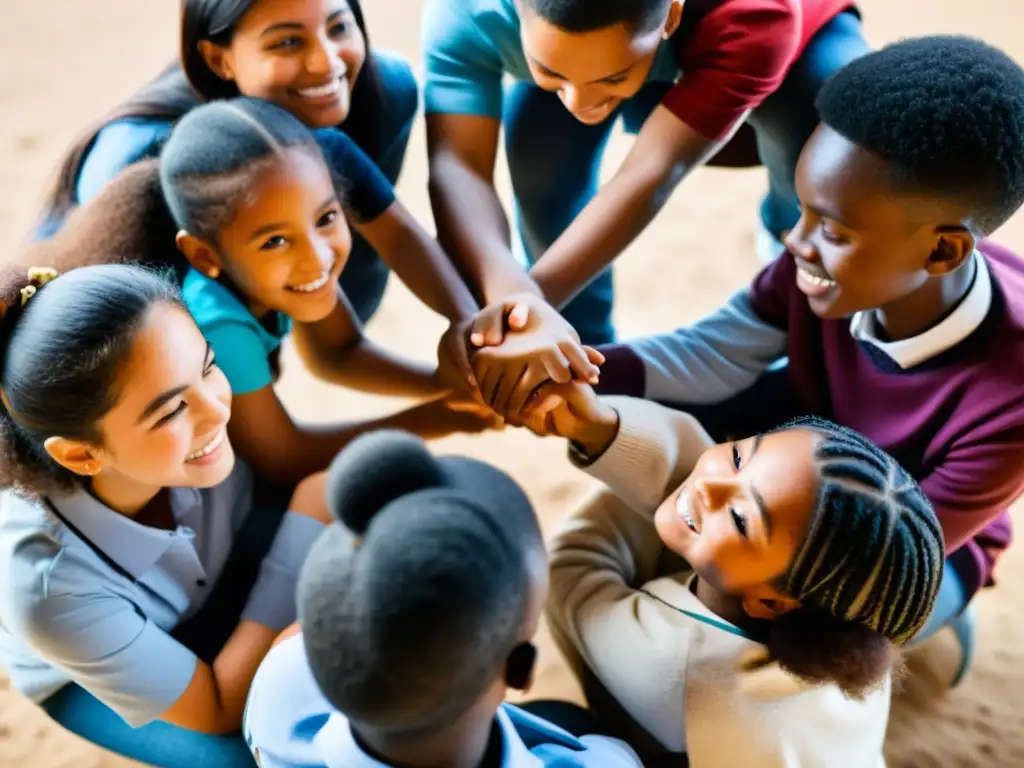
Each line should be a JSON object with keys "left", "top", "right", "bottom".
{"left": 926, "top": 226, "right": 975, "bottom": 276}
{"left": 663, "top": 0, "right": 684, "bottom": 38}
{"left": 175, "top": 230, "right": 223, "bottom": 279}
{"left": 43, "top": 437, "right": 105, "bottom": 478}
{"left": 196, "top": 39, "right": 235, "bottom": 83}
{"left": 504, "top": 642, "right": 538, "bottom": 691}
{"left": 742, "top": 591, "right": 800, "bottom": 621}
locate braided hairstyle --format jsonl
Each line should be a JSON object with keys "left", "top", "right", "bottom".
{"left": 0, "top": 264, "right": 183, "bottom": 496}
{"left": 765, "top": 417, "right": 945, "bottom": 698}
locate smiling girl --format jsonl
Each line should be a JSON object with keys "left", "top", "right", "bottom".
{"left": 0, "top": 264, "right": 330, "bottom": 766}
{"left": 39, "top": 0, "right": 434, "bottom": 326}
{"left": 155, "top": 97, "right": 497, "bottom": 483}
{"left": 522, "top": 387, "right": 943, "bottom": 766}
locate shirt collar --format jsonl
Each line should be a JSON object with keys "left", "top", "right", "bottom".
{"left": 314, "top": 706, "right": 544, "bottom": 768}
{"left": 47, "top": 486, "right": 202, "bottom": 580}
{"left": 849, "top": 252, "right": 991, "bottom": 369}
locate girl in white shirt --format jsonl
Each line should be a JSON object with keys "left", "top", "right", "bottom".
{"left": 523, "top": 385, "right": 944, "bottom": 767}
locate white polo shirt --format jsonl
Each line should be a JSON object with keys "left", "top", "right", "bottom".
{"left": 0, "top": 461, "right": 323, "bottom": 726}
{"left": 244, "top": 633, "right": 643, "bottom": 768}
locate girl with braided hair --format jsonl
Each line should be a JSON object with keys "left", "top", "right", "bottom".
{"left": 522, "top": 386, "right": 943, "bottom": 767}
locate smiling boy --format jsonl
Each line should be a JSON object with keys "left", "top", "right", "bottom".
{"left": 423, "top": 0, "right": 865, "bottom": 345}
{"left": 587, "top": 36, "right": 1024, "bottom": 681}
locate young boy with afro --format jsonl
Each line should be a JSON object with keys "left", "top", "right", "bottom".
{"left": 581, "top": 35, "right": 1024, "bottom": 684}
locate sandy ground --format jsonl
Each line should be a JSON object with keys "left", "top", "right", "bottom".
{"left": 1, "top": 0, "right": 1023, "bottom": 765}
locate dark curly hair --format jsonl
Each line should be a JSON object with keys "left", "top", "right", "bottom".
{"left": 521, "top": 0, "right": 673, "bottom": 34}
{"left": 816, "top": 35, "right": 1024, "bottom": 235}
{"left": 0, "top": 264, "right": 183, "bottom": 496}
{"left": 764, "top": 417, "right": 945, "bottom": 699}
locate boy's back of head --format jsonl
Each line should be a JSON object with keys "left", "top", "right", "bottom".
{"left": 298, "top": 431, "right": 545, "bottom": 736}
{"left": 815, "top": 35, "right": 1024, "bottom": 236}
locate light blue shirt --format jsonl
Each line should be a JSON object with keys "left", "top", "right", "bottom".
{"left": 421, "top": 0, "right": 681, "bottom": 118}
{"left": 0, "top": 462, "right": 322, "bottom": 726}
{"left": 182, "top": 269, "right": 292, "bottom": 396}
{"left": 244, "top": 633, "right": 643, "bottom": 767}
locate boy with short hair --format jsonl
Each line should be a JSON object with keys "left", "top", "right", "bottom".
{"left": 577, "top": 35, "right": 1024, "bottom": 681}
{"left": 243, "top": 431, "right": 642, "bottom": 767}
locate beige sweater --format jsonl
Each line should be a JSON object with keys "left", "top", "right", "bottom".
{"left": 546, "top": 396, "right": 890, "bottom": 768}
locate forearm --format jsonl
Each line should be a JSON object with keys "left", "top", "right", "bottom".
{"left": 208, "top": 621, "right": 278, "bottom": 732}
{"left": 310, "top": 337, "right": 444, "bottom": 399}
{"left": 355, "top": 204, "right": 478, "bottom": 322}
{"left": 428, "top": 152, "right": 540, "bottom": 304}
{"left": 531, "top": 161, "right": 682, "bottom": 309}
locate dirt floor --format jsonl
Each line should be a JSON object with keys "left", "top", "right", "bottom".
{"left": 1, "top": 0, "right": 1023, "bottom": 765}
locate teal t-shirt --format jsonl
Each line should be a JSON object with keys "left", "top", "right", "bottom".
{"left": 182, "top": 270, "right": 293, "bottom": 396}
{"left": 421, "top": 0, "right": 681, "bottom": 118}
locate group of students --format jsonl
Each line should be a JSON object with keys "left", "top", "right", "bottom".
{"left": 1, "top": 0, "right": 1023, "bottom": 766}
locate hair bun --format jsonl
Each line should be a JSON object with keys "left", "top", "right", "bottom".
{"left": 325, "top": 430, "right": 447, "bottom": 535}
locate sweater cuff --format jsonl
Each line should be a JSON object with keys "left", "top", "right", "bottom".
{"left": 242, "top": 511, "right": 325, "bottom": 630}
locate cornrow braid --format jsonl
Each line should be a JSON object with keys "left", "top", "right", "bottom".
{"left": 778, "top": 416, "right": 944, "bottom": 644}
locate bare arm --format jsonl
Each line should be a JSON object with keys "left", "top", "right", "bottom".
{"left": 426, "top": 112, "right": 541, "bottom": 304}
{"left": 227, "top": 385, "right": 489, "bottom": 484}
{"left": 352, "top": 199, "right": 478, "bottom": 322}
{"left": 530, "top": 107, "right": 744, "bottom": 309}
{"left": 291, "top": 289, "right": 444, "bottom": 399}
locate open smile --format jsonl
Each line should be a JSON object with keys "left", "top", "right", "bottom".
{"left": 286, "top": 267, "right": 333, "bottom": 293}
{"left": 795, "top": 260, "right": 837, "bottom": 298}
{"left": 186, "top": 430, "right": 224, "bottom": 463}
{"left": 293, "top": 70, "right": 348, "bottom": 102}
{"left": 676, "top": 491, "right": 701, "bottom": 535}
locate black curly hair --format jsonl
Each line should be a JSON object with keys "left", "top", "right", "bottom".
{"left": 764, "top": 416, "right": 945, "bottom": 699}
{"left": 816, "top": 35, "right": 1024, "bottom": 235}
{"left": 521, "top": 0, "right": 672, "bottom": 34}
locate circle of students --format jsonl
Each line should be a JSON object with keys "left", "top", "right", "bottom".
{"left": 1, "top": 1, "right": 1022, "bottom": 766}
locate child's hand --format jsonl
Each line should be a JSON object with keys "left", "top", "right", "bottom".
{"left": 469, "top": 294, "right": 604, "bottom": 385}
{"left": 518, "top": 382, "right": 619, "bottom": 456}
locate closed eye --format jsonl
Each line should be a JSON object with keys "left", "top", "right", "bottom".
{"left": 154, "top": 400, "right": 187, "bottom": 428}
{"left": 730, "top": 507, "right": 748, "bottom": 538}
{"left": 269, "top": 36, "right": 303, "bottom": 51}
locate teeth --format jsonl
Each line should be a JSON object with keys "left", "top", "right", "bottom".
{"left": 676, "top": 493, "right": 699, "bottom": 533}
{"left": 798, "top": 266, "right": 835, "bottom": 288}
{"left": 298, "top": 81, "right": 340, "bottom": 99}
{"left": 186, "top": 430, "right": 223, "bottom": 462}
{"left": 289, "top": 270, "right": 331, "bottom": 293}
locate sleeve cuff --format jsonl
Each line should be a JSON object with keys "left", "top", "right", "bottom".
{"left": 242, "top": 512, "right": 325, "bottom": 630}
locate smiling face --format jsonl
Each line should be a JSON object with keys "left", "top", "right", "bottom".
{"left": 203, "top": 0, "right": 366, "bottom": 128}
{"left": 784, "top": 125, "right": 975, "bottom": 320}
{"left": 517, "top": 3, "right": 678, "bottom": 125}
{"left": 653, "top": 428, "right": 822, "bottom": 595}
{"left": 182, "top": 146, "right": 351, "bottom": 322}
{"left": 47, "top": 302, "right": 236, "bottom": 498}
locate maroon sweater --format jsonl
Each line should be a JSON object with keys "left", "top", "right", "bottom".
{"left": 597, "top": 242, "right": 1024, "bottom": 599}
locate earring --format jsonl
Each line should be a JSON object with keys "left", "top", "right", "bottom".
{"left": 207, "top": 266, "right": 220, "bottom": 279}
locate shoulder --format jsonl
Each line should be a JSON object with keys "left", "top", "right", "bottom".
{"left": 982, "top": 240, "right": 1024, "bottom": 329}
{"left": 422, "top": 0, "right": 511, "bottom": 56}
{"left": 244, "top": 632, "right": 334, "bottom": 759}
{"left": 677, "top": 0, "right": 802, "bottom": 65}
{"left": 182, "top": 269, "right": 260, "bottom": 333}
{"left": 0, "top": 492, "right": 96, "bottom": 636}
{"left": 77, "top": 118, "right": 174, "bottom": 203}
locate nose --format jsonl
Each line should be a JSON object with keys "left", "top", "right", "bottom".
{"left": 784, "top": 214, "right": 816, "bottom": 262}
{"left": 310, "top": 235, "right": 335, "bottom": 270}
{"left": 194, "top": 384, "right": 230, "bottom": 434}
{"left": 695, "top": 476, "right": 740, "bottom": 511}
{"left": 305, "top": 33, "right": 335, "bottom": 75}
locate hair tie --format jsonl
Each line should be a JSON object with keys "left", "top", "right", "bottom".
{"left": 19, "top": 267, "right": 58, "bottom": 307}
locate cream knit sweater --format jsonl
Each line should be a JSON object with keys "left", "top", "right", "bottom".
{"left": 546, "top": 396, "right": 890, "bottom": 767}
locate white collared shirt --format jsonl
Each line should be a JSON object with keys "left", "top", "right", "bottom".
{"left": 850, "top": 252, "right": 992, "bottom": 369}
{"left": 244, "top": 633, "right": 642, "bottom": 768}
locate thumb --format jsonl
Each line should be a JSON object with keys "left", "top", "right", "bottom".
{"left": 507, "top": 301, "right": 530, "bottom": 331}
